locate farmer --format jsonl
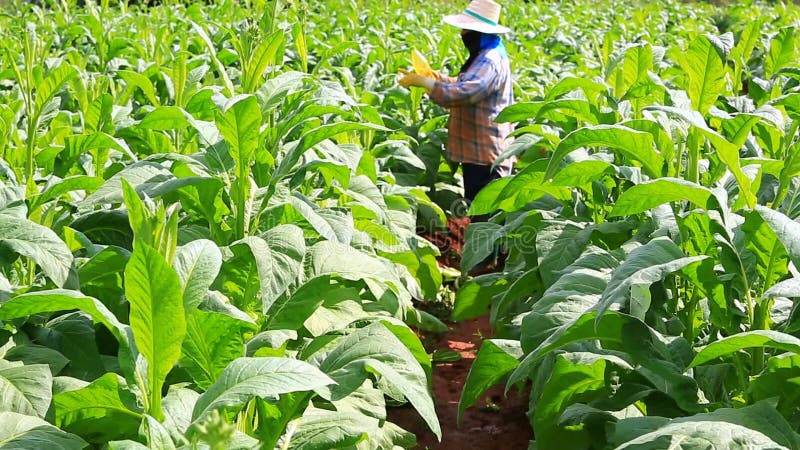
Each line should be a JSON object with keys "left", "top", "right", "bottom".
{"left": 400, "top": 0, "right": 514, "bottom": 219}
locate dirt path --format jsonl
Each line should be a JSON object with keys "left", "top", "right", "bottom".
{"left": 389, "top": 314, "right": 533, "bottom": 449}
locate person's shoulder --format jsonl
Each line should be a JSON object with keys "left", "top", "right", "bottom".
{"left": 477, "top": 48, "right": 506, "bottom": 66}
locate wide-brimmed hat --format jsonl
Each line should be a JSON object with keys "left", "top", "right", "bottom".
{"left": 443, "top": 0, "right": 511, "bottom": 35}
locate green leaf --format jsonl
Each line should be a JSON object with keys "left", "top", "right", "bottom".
{"left": 174, "top": 239, "right": 223, "bottom": 312}
{"left": 0, "top": 361, "right": 52, "bottom": 418}
{"left": 545, "top": 125, "right": 663, "bottom": 180}
{"left": 597, "top": 238, "right": 706, "bottom": 321}
{"left": 316, "top": 322, "right": 441, "bottom": 439}
{"left": 610, "top": 178, "right": 717, "bottom": 217}
{"left": 82, "top": 161, "right": 210, "bottom": 206}
{"left": 191, "top": 357, "right": 333, "bottom": 423}
{"left": 536, "top": 221, "right": 595, "bottom": 288}
{"left": 180, "top": 309, "right": 256, "bottom": 390}
{"left": 678, "top": 35, "right": 726, "bottom": 115}
{"left": 535, "top": 352, "right": 626, "bottom": 449}
{"left": 283, "top": 408, "right": 368, "bottom": 450}
{"left": 459, "top": 340, "right": 522, "bottom": 422}
{"left": 125, "top": 243, "right": 185, "bottom": 420}
{"left": 35, "top": 64, "right": 78, "bottom": 112}
{"left": 4, "top": 345, "right": 69, "bottom": 376}
{"left": 0, "top": 290, "right": 134, "bottom": 379}
{"left": 0, "top": 411, "right": 87, "bottom": 449}
{"left": 273, "top": 122, "right": 388, "bottom": 182}
{"left": 520, "top": 265, "right": 611, "bottom": 353}
{"left": 28, "top": 176, "right": 105, "bottom": 211}
{"left": 755, "top": 206, "right": 800, "bottom": 269}
{"left": 749, "top": 353, "right": 800, "bottom": 420}
{"left": 0, "top": 213, "right": 73, "bottom": 286}
{"left": 452, "top": 273, "right": 509, "bottom": 321}
{"left": 615, "top": 401, "right": 800, "bottom": 449}
{"left": 139, "top": 106, "right": 191, "bottom": 130}
{"left": 691, "top": 330, "right": 800, "bottom": 367}
{"left": 141, "top": 415, "right": 177, "bottom": 450}
{"left": 766, "top": 27, "right": 796, "bottom": 79}
{"left": 53, "top": 373, "right": 142, "bottom": 443}
{"left": 216, "top": 95, "right": 261, "bottom": 174}
{"left": 223, "top": 225, "right": 305, "bottom": 313}
{"left": 460, "top": 222, "right": 502, "bottom": 274}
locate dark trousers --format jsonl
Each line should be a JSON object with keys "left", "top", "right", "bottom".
{"left": 460, "top": 162, "right": 504, "bottom": 221}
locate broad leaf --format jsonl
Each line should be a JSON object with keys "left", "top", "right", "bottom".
{"left": 677, "top": 35, "right": 726, "bottom": 115}
{"left": 174, "top": 239, "right": 223, "bottom": 312}
{"left": 53, "top": 373, "right": 142, "bottom": 443}
{"left": 0, "top": 411, "right": 87, "bottom": 449}
{"left": 316, "top": 322, "right": 441, "bottom": 439}
{"left": 180, "top": 309, "right": 256, "bottom": 390}
{"left": 610, "top": 178, "right": 717, "bottom": 217}
{"left": 690, "top": 330, "right": 800, "bottom": 367}
{"left": 125, "top": 243, "right": 185, "bottom": 420}
{"left": 459, "top": 340, "right": 522, "bottom": 421}
{"left": 545, "top": 125, "right": 663, "bottom": 180}
{"left": 191, "top": 357, "right": 333, "bottom": 423}
{"left": 756, "top": 206, "right": 800, "bottom": 269}
{"left": 0, "top": 213, "right": 73, "bottom": 286}
{"left": 0, "top": 361, "right": 52, "bottom": 418}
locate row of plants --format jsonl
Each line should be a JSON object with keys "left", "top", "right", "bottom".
{"left": 0, "top": 0, "right": 459, "bottom": 448}
{"left": 452, "top": 0, "right": 800, "bottom": 448}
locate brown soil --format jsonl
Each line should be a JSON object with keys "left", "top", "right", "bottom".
{"left": 389, "top": 313, "right": 533, "bottom": 449}
{"left": 420, "top": 216, "right": 471, "bottom": 269}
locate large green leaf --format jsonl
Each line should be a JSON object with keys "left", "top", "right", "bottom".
{"left": 452, "top": 273, "right": 509, "bottom": 321}
{"left": 283, "top": 408, "right": 368, "bottom": 450}
{"left": 690, "top": 330, "right": 800, "bottom": 367}
{"left": 0, "top": 213, "right": 73, "bottom": 286}
{"left": 173, "top": 239, "right": 222, "bottom": 312}
{"left": 52, "top": 373, "right": 142, "bottom": 443}
{"left": 610, "top": 178, "right": 717, "bottom": 217}
{"left": 221, "top": 224, "right": 305, "bottom": 313}
{"left": 615, "top": 401, "right": 800, "bottom": 449}
{"left": 35, "top": 64, "right": 78, "bottom": 112}
{"left": 458, "top": 339, "right": 522, "bottom": 422}
{"left": 82, "top": 161, "right": 210, "bottom": 207}
{"left": 535, "top": 352, "right": 631, "bottom": 449}
{"left": 520, "top": 266, "right": 611, "bottom": 353}
{"left": 315, "top": 322, "right": 441, "bottom": 439}
{"left": 191, "top": 357, "right": 333, "bottom": 423}
{"left": 273, "top": 122, "right": 389, "bottom": 183}
{"left": 756, "top": 206, "right": 800, "bottom": 269}
{"left": 677, "top": 34, "right": 727, "bottom": 115}
{"left": 536, "top": 221, "right": 595, "bottom": 288}
{"left": 0, "top": 361, "right": 52, "bottom": 418}
{"left": 749, "top": 354, "right": 800, "bottom": 420}
{"left": 125, "top": 243, "right": 185, "bottom": 420}
{"left": 765, "top": 27, "right": 796, "bottom": 79}
{"left": 180, "top": 309, "right": 256, "bottom": 390}
{"left": 0, "top": 411, "right": 87, "bottom": 449}
{"left": 216, "top": 95, "right": 261, "bottom": 175}
{"left": 545, "top": 125, "right": 663, "bottom": 180}
{"left": 0, "top": 290, "right": 134, "bottom": 378}
{"left": 596, "top": 238, "right": 706, "bottom": 321}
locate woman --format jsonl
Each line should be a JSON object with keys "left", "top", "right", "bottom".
{"left": 400, "top": 0, "right": 514, "bottom": 219}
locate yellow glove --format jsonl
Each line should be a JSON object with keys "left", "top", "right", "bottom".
{"left": 399, "top": 69, "right": 435, "bottom": 90}
{"left": 411, "top": 49, "right": 435, "bottom": 78}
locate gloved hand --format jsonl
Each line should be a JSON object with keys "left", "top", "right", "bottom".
{"left": 398, "top": 69, "right": 435, "bottom": 90}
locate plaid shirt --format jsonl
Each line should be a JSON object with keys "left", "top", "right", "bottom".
{"left": 429, "top": 48, "right": 514, "bottom": 172}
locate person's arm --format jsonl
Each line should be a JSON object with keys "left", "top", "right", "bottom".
{"left": 431, "top": 70, "right": 457, "bottom": 83}
{"left": 429, "top": 58, "right": 498, "bottom": 108}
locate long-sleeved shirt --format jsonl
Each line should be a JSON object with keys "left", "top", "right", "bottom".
{"left": 428, "top": 47, "right": 514, "bottom": 172}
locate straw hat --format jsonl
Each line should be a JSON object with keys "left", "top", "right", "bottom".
{"left": 443, "top": 0, "right": 511, "bottom": 35}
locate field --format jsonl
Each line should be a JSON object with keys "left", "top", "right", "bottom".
{"left": 3, "top": 0, "right": 800, "bottom": 448}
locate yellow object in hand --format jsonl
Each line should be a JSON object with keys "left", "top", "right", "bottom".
{"left": 411, "top": 49, "right": 434, "bottom": 78}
